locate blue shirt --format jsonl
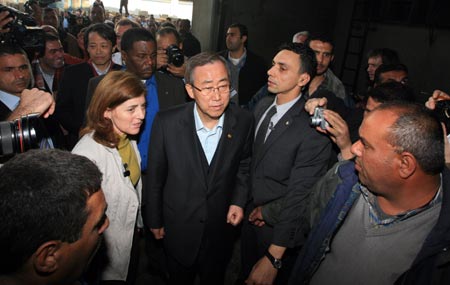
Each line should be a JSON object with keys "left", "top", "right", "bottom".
{"left": 138, "top": 75, "right": 159, "bottom": 171}
{"left": 0, "top": 90, "right": 20, "bottom": 112}
{"left": 193, "top": 104, "right": 224, "bottom": 164}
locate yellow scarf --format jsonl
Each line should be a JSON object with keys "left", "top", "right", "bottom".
{"left": 117, "top": 135, "right": 140, "bottom": 187}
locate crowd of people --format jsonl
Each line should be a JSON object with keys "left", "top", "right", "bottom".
{"left": 1, "top": 2, "right": 450, "bottom": 285}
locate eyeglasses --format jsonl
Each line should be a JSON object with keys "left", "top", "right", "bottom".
{"left": 191, "top": 84, "right": 230, "bottom": 96}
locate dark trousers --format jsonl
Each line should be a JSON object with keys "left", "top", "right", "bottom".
{"left": 240, "top": 205, "right": 300, "bottom": 285}
{"left": 119, "top": 0, "right": 128, "bottom": 14}
{"left": 166, "top": 231, "right": 235, "bottom": 285}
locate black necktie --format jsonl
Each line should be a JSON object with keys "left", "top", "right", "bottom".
{"left": 255, "top": 105, "right": 277, "bottom": 148}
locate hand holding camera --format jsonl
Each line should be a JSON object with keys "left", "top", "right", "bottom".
{"left": 157, "top": 44, "right": 186, "bottom": 78}
{"left": 307, "top": 97, "right": 354, "bottom": 160}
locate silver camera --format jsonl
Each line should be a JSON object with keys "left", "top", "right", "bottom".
{"left": 310, "top": 107, "right": 329, "bottom": 130}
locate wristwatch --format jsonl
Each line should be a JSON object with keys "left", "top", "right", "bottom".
{"left": 265, "top": 249, "right": 282, "bottom": 269}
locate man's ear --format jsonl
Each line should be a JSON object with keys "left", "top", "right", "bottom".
{"left": 121, "top": 50, "right": 127, "bottom": 62}
{"left": 297, "top": 73, "right": 311, "bottom": 88}
{"left": 185, "top": 84, "right": 195, "bottom": 100}
{"left": 33, "top": 241, "right": 62, "bottom": 274}
{"left": 242, "top": 35, "right": 248, "bottom": 45}
{"left": 398, "top": 152, "right": 416, "bottom": 179}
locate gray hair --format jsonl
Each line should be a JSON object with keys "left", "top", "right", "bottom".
{"left": 377, "top": 101, "right": 444, "bottom": 175}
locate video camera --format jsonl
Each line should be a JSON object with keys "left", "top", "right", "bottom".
{"left": 0, "top": 4, "right": 45, "bottom": 55}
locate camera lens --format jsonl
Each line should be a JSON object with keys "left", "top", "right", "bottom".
{"left": 0, "top": 114, "right": 46, "bottom": 156}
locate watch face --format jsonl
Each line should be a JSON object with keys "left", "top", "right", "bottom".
{"left": 274, "top": 259, "right": 282, "bottom": 269}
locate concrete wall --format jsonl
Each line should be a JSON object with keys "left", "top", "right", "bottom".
{"left": 191, "top": 0, "right": 450, "bottom": 102}
{"left": 193, "top": 0, "right": 339, "bottom": 64}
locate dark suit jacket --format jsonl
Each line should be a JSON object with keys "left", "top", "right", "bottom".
{"left": 85, "top": 71, "right": 188, "bottom": 120}
{"left": 143, "top": 102, "right": 254, "bottom": 267}
{"left": 0, "top": 100, "right": 11, "bottom": 121}
{"left": 251, "top": 95, "right": 332, "bottom": 248}
{"left": 54, "top": 62, "right": 121, "bottom": 138}
{"left": 220, "top": 50, "right": 268, "bottom": 106}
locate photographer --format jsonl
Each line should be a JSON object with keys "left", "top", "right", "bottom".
{"left": 0, "top": 45, "right": 54, "bottom": 121}
{"left": 156, "top": 27, "right": 186, "bottom": 79}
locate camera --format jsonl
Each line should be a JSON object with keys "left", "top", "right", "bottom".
{"left": 166, "top": 44, "right": 184, "bottom": 67}
{"left": 0, "top": 4, "right": 45, "bottom": 54}
{"left": 434, "top": 100, "right": 450, "bottom": 133}
{"left": 0, "top": 113, "right": 48, "bottom": 156}
{"left": 310, "top": 107, "right": 329, "bottom": 130}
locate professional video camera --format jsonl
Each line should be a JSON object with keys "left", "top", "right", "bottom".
{"left": 0, "top": 4, "right": 45, "bottom": 54}
{"left": 0, "top": 113, "right": 48, "bottom": 156}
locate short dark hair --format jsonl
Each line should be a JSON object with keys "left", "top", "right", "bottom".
{"left": 39, "top": 32, "right": 61, "bottom": 58}
{"left": 156, "top": 27, "right": 181, "bottom": 46}
{"left": 373, "top": 63, "right": 408, "bottom": 85}
{"left": 228, "top": 23, "right": 248, "bottom": 38}
{"left": 0, "top": 149, "right": 102, "bottom": 274}
{"left": 185, "top": 52, "right": 229, "bottom": 84}
{"left": 121, "top": 28, "right": 156, "bottom": 52}
{"left": 0, "top": 44, "right": 27, "bottom": 58}
{"left": 84, "top": 23, "right": 116, "bottom": 51}
{"left": 308, "top": 34, "right": 335, "bottom": 53}
{"left": 368, "top": 81, "right": 415, "bottom": 103}
{"left": 375, "top": 102, "right": 444, "bottom": 174}
{"left": 278, "top": 42, "right": 317, "bottom": 78}
{"left": 228, "top": 23, "right": 248, "bottom": 47}
{"left": 367, "top": 48, "right": 400, "bottom": 65}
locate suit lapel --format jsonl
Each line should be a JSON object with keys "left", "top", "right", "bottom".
{"left": 254, "top": 96, "right": 306, "bottom": 164}
{"left": 180, "top": 102, "right": 209, "bottom": 188}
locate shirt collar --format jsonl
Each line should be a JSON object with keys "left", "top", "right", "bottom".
{"left": 193, "top": 103, "right": 225, "bottom": 132}
{"left": 0, "top": 89, "right": 20, "bottom": 111}
{"left": 359, "top": 175, "right": 443, "bottom": 226}
{"left": 92, "top": 61, "right": 111, "bottom": 76}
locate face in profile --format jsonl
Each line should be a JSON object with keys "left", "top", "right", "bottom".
{"left": 104, "top": 95, "right": 146, "bottom": 136}
{"left": 57, "top": 189, "right": 109, "bottom": 281}
{"left": 267, "top": 49, "right": 304, "bottom": 96}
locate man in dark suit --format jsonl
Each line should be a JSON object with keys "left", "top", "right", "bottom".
{"left": 143, "top": 52, "right": 254, "bottom": 285}
{"left": 54, "top": 23, "right": 121, "bottom": 150}
{"left": 242, "top": 43, "right": 332, "bottom": 285}
{"left": 0, "top": 45, "right": 58, "bottom": 159}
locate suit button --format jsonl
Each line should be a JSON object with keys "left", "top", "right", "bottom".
{"left": 199, "top": 219, "right": 205, "bottom": 223}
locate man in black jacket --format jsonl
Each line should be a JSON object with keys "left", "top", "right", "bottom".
{"left": 219, "top": 23, "right": 267, "bottom": 107}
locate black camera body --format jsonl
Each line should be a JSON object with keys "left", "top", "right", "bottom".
{"left": 0, "top": 4, "right": 45, "bottom": 54}
{"left": 0, "top": 113, "right": 47, "bottom": 156}
{"left": 166, "top": 44, "right": 184, "bottom": 67}
{"left": 435, "top": 100, "right": 450, "bottom": 133}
